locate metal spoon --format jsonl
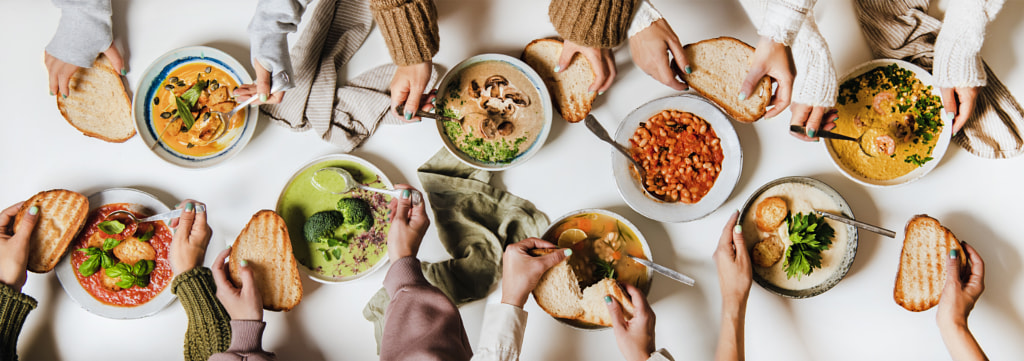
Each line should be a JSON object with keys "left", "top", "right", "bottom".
{"left": 393, "top": 104, "right": 463, "bottom": 124}
{"left": 208, "top": 82, "right": 288, "bottom": 142}
{"left": 103, "top": 205, "right": 205, "bottom": 226}
{"left": 311, "top": 167, "right": 422, "bottom": 205}
{"left": 583, "top": 115, "right": 659, "bottom": 198}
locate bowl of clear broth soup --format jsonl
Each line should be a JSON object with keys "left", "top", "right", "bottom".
{"left": 434, "top": 54, "right": 552, "bottom": 171}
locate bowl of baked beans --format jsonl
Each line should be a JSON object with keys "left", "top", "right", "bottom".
{"left": 612, "top": 94, "right": 743, "bottom": 222}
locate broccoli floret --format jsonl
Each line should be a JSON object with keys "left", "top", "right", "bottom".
{"left": 337, "top": 198, "right": 373, "bottom": 231}
{"left": 303, "top": 211, "right": 344, "bottom": 244}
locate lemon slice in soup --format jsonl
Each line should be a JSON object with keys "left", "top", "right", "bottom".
{"left": 558, "top": 228, "right": 588, "bottom": 248}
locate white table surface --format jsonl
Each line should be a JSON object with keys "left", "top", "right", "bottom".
{"left": 2, "top": 1, "right": 1024, "bottom": 360}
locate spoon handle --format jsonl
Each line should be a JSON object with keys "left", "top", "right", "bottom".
{"left": 584, "top": 115, "right": 641, "bottom": 167}
{"left": 138, "top": 205, "right": 205, "bottom": 224}
{"left": 393, "top": 104, "right": 460, "bottom": 123}
{"left": 357, "top": 185, "right": 423, "bottom": 206}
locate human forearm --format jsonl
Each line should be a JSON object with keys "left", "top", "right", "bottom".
{"left": 715, "top": 300, "right": 746, "bottom": 361}
{"left": 939, "top": 319, "right": 988, "bottom": 361}
{"left": 173, "top": 267, "right": 232, "bottom": 361}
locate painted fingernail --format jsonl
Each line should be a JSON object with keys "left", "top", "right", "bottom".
{"left": 62, "top": 94, "right": 68, "bottom": 99}
{"left": 401, "top": 190, "right": 411, "bottom": 199}
{"left": 259, "top": 93, "right": 268, "bottom": 102}
{"left": 240, "top": 259, "right": 249, "bottom": 267}
{"left": 831, "top": 115, "right": 839, "bottom": 122}
{"left": 404, "top": 111, "right": 413, "bottom": 121}
{"left": 29, "top": 206, "right": 39, "bottom": 216}
{"left": 563, "top": 249, "right": 573, "bottom": 257}
{"left": 185, "top": 202, "right": 194, "bottom": 212}
{"left": 603, "top": 295, "right": 612, "bottom": 304}
{"left": 553, "top": 65, "right": 561, "bottom": 72}
{"left": 598, "top": 91, "right": 605, "bottom": 96}
{"left": 942, "top": 111, "right": 955, "bottom": 122}
{"left": 226, "top": 244, "right": 232, "bottom": 250}
{"left": 807, "top": 128, "right": 816, "bottom": 138}
{"left": 949, "top": 249, "right": 957, "bottom": 259}
{"left": 196, "top": 204, "right": 206, "bottom": 213}
{"left": 737, "top": 92, "right": 747, "bottom": 101}
{"left": 733, "top": 224, "right": 742, "bottom": 234}
{"left": 684, "top": 65, "right": 693, "bottom": 74}
{"left": 120, "top": 68, "right": 127, "bottom": 76}
{"left": 49, "top": 91, "right": 54, "bottom": 96}
{"left": 588, "top": 90, "right": 595, "bottom": 95}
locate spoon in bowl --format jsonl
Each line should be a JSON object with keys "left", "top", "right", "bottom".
{"left": 583, "top": 115, "right": 659, "bottom": 199}
{"left": 103, "top": 205, "right": 205, "bottom": 226}
{"left": 311, "top": 167, "right": 422, "bottom": 205}
{"left": 208, "top": 82, "right": 288, "bottom": 142}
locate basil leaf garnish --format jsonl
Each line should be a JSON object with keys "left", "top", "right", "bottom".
{"left": 102, "top": 238, "right": 120, "bottom": 252}
{"left": 79, "top": 255, "right": 101, "bottom": 277}
{"left": 98, "top": 220, "right": 125, "bottom": 235}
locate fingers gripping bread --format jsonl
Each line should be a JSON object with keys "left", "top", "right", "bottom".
{"left": 13, "top": 190, "right": 89, "bottom": 273}
{"left": 682, "top": 37, "right": 771, "bottom": 123}
{"left": 894, "top": 215, "right": 967, "bottom": 312}
{"left": 56, "top": 54, "right": 135, "bottom": 142}
{"left": 522, "top": 38, "right": 596, "bottom": 123}
{"left": 531, "top": 253, "right": 634, "bottom": 327}
{"left": 230, "top": 210, "right": 303, "bottom": 311}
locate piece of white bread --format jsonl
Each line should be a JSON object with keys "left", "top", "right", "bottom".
{"left": 682, "top": 37, "right": 771, "bottom": 123}
{"left": 894, "top": 215, "right": 966, "bottom": 312}
{"left": 531, "top": 249, "right": 635, "bottom": 327}
{"left": 56, "top": 54, "right": 135, "bottom": 142}
{"left": 13, "top": 190, "right": 89, "bottom": 273}
{"left": 230, "top": 210, "right": 303, "bottom": 311}
{"left": 522, "top": 38, "right": 596, "bottom": 123}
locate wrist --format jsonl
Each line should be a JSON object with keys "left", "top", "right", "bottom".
{"left": 500, "top": 291, "right": 528, "bottom": 308}
{"left": 938, "top": 314, "right": 969, "bottom": 332}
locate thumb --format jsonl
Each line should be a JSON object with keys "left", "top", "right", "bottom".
{"left": 605, "top": 294, "right": 627, "bottom": 330}
{"left": 940, "top": 87, "right": 958, "bottom": 122}
{"left": 738, "top": 66, "right": 766, "bottom": 101}
{"left": 253, "top": 59, "right": 271, "bottom": 103}
{"left": 239, "top": 259, "right": 260, "bottom": 295}
{"left": 943, "top": 247, "right": 962, "bottom": 292}
{"left": 556, "top": 46, "right": 576, "bottom": 73}
{"left": 539, "top": 248, "right": 569, "bottom": 268}
{"left": 13, "top": 205, "right": 40, "bottom": 243}
{"left": 103, "top": 44, "right": 126, "bottom": 76}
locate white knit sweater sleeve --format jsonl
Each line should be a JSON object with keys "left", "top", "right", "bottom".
{"left": 933, "top": 0, "right": 1005, "bottom": 88}
{"left": 790, "top": 9, "right": 837, "bottom": 107}
{"left": 757, "top": 0, "right": 815, "bottom": 46}
{"left": 627, "top": 0, "right": 663, "bottom": 38}
{"left": 45, "top": 0, "right": 112, "bottom": 68}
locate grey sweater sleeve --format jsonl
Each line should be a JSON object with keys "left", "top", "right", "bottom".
{"left": 248, "top": 0, "right": 314, "bottom": 90}
{"left": 45, "top": 0, "right": 112, "bottom": 68}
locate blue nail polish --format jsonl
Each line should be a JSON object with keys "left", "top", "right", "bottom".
{"left": 185, "top": 202, "right": 194, "bottom": 212}
{"left": 404, "top": 111, "right": 413, "bottom": 121}
{"left": 563, "top": 249, "right": 573, "bottom": 257}
{"left": 603, "top": 296, "right": 612, "bottom": 304}
{"left": 598, "top": 91, "right": 605, "bottom": 96}
{"left": 737, "top": 92, "right": 746, "bottom": 101}
{"left": 49, "top": 91, "right": 54, "bottom": 96}
{"left": 29, "top": 206, "right": 39, "bottom": 215}
{"left": 240, "top": 259, "right": 249, "bottom": 267}
{"left": 733, "top": 224, "right": 742, "bottom": 234}
{"left": 807, "top": 129, "right": 816, "bottom": 138}
{"left": 553, "top": 65, "right": 561, "bottom": 72}
{"left": 949, "top": 249, "right": 957, "bottom": 259}
{"left": 402, "top": 190, "right": 410, "bottom": 199}
{"left": 684, "top": 65, "right": 692, "bottom": 74}
{"left": 120, "top": 68, "right": 127, "bottom": 76}
{"left": 62, "top": 94, "right": 68, "bottom": 99}
{"left": 259, "top": 93, "right": 268, "bottom": 102}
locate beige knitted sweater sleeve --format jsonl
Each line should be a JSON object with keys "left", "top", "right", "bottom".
{"left": 371, "top": 0, "right": 439, "bottom": 66}
{"left": 933, "top": 0, "right": 1005, "bottom": 88}
{"left": 549, "top": 0, "right": 639, "bottom": 48}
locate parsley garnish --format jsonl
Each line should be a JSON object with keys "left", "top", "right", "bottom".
{"left": 783, "top": 212, "right": 835, "bottom": 280}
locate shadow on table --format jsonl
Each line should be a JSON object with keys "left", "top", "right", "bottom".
{"left": 809, "top": 171, "right": 882, "bottom": 281}
{"left": 944, "top": 211, "right": 1024, "bottom": 335}
{"left": 23, "top": 275, "right": 63, "bottom": 359}
{"left": 275, "top": 279, "right": 326, "bottom": 360}
{"left": 732, "top": 121, "right": 761, "bottom": 198}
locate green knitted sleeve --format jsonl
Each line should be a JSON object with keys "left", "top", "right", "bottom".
{"left": 0, "top": 284, "right": 36, "bottom": 361}
{"left": 172, "top": 267, "right": 232, "bottom": 361}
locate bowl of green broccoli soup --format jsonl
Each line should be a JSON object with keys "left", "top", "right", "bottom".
{"left": 277, "top": 154, "right": 394, "bottom": 283}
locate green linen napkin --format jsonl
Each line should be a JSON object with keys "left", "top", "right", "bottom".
{"left": 362, "top": 149, "right": 549, "bottom": 350}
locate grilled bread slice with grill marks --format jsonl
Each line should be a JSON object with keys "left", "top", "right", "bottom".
{"left": 894, "top": 215, "right": 967, "bottom": 312}
{"left": 229, "top": 210, "right": 303, "bottom": 311}
{"left": 14, "top": 190, "right": 89, "bottom": 273}
{"left": 56, "top": 54, "right": 135, "bottom": 142}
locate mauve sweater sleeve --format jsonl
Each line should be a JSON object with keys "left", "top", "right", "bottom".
{"left": 208, "top": 321, "right": 277, "bottom": 361}
{"left": 379, "top": 256, "right": 472, "bottom": 361}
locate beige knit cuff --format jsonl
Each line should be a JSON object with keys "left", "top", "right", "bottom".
{"left": 371, "top": 0, "right": 439, "bottom": 66}
{"left": 549, "top": 0, "right": 638, "bottom": 48}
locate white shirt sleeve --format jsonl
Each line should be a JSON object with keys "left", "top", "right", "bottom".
{"left": 470, "top": 303, "right": 528, "bottom": 361}
{"left": 45, "top": 0, "right": 113, "bottom": 68}
{"left": 627, "top": 0, "right": 664, "bottom": 38}
{"left": 648, "top": 348, "right": 675, "bottom": 361}
{"left": 933, "top": 0, "right": 1005, "bottom": 88}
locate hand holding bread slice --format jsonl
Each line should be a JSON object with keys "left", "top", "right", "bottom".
{"left": 894, "top": 215, "right": 968, "bottom": 312}
{"left": 682, "top": 37, "right": 772, "bottom": 123}
{"left": 229, "top": 210, "right": 303, "bottom": 311}
{"left": 56, "top": 54, "right": 135, "bottom": 143}
{"left": 530, "top": 248, "right": 635, "bottom": 327}
{"left": 13, "top": 190, "right": 89, "bottom": 273}
{"left": 522, "top": 39, "right": 597, "bottom": 123}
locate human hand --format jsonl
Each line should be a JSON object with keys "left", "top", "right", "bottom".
{"left": 629, "top": 19, "right": 689, "bottom": 91}
{"left": 233, "top": 59, "right": 285, "bottom": 105}
{"left": 500, "top": 237, "right": 568, "bottom": 308}
{"left": 740, "top": 36, "right": 794, "bottom": 119}
{"left": 391, "top": 62, "right": 434, "bottom": 122}
{"left": 940, "top": 87, "right": 979, "bottom": 136}
{"left": 606, "top": 283, "right": 656, "bottom": 361}
{"left": 789, "top": 104, "right": 837, "bottom": 141}
{"left": 937, "top": 242, "right": 985, "bottom": 329}
{"left": 45, "top": 43, "right": 125, "bottom": 98}
{"left": 558, "top": 40, "right": 616, "bottom": 94}
{"left": 169, "top": 200, "right": 211, "bottom": 276}
{"left": 386, "top": 185, "right": 429, "bottom": 260}
{"left": 713, "top": 211, "right": 752, "bottom": 307}
{"left": 0, "top": 203, "right": 38, "bottom": 292}
{"left": 211, "top": 248, "right": 263, "bottom": 321}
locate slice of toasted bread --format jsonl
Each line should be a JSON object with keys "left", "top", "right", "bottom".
{"left": 56, "top": 54, "right": 135, "bottom": 142}
{"left": 531, "top": 253, "right": 635, "bottom": 327}
{"left": 522, "top": 38, "right": 596, "bottom": 123}
{"left": 894, "top": 215, "right": 967, "bottom": 312}
{"left": 682, "top": 37, "right": 771, "bottom": 123}
{"left": 230, "top": 210, "right": 303, "bottom": 311}
{"left": 13, "top": 190, "right": 89, "bottom": 273}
